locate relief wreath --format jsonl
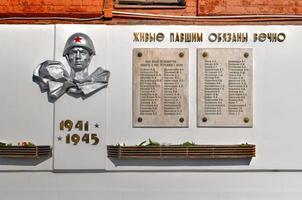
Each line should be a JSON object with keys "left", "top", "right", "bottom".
{"left": 33, "top": 33, "right": 110, "bottom": 100}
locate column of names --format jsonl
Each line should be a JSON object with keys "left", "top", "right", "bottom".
{"left": 198, "top": 48, "right": 252, "bottom": 127}
{"left": 133, "top": 48, "right": 188, "bottom": 127}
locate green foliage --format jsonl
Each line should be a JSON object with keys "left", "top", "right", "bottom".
{"left": 27, "top": 142, "right": 36, "bottom": 147}
{"left": 182, "top": 141, "right": 196, "bottom": 147}
{"left": 137, "top": 140, "right": 146, "bottom": 146}
{"left": 240, "top": 143, "right": 250, "bottom": 147}
{"left": 145, "top": 138, "right": 160, "bottom": 147}
{"left": 136, "top": 139, "right": 160, "bottom": 147}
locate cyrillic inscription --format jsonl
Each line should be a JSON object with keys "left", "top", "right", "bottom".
{"left": 197, "top": 48, "right": 253, "bottom": 127}
{"left": 133, "top": 48, "right": 188, "bottom": 127}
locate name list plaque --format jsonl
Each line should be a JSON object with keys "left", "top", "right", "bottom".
{"left": 133, "top": 48, "right": 189, "bottom": 127}
{"left": 197, "top": 48, "right": 253, "bottom": 127}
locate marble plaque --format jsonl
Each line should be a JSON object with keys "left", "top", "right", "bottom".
{"left": 133, "top": 48, "right": 189, "bottom": 127}
{"left": 197, "top": 48, "right": 253, "bottom": 127}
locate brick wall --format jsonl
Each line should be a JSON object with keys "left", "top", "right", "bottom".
{"left": 113, "top": 0, "right": 197, "bottom": 16}
{"left": 0, "top": 0, "right": 196, "bottom": 17}
{"left": 1, "top": 0, "right": 302, "bottom": 17}
{"left": 0, "top": 0, "right": 103, "bottom": 17}
{"left": 0, "top": 0, "right": 302, "bottom": 23}
{"left": 198, "top": 0, "right": 302, "bottom": 15}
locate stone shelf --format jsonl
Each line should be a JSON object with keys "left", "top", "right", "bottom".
{"left": 107, "top": 144, "right": 256, "bottom": 159}
{"left": 0, "top": 146, "right": 52, "bottom": 158}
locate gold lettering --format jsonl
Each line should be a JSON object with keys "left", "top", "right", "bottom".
{"left": 170, "top": 32, "right": 203, "bottom": 42}
{"left": 185, "top": 33, "right": 191, "bottom": 42}
{"left": 170, "top": 33, "right": 175, "bottom": 42}
{"left": 197, "top": 33, "right": 203, "bottom": 42}
{"left": 208, "top": 33, "right": 217, "bottom": 42}
{"left": 157, "top": 33, "right": 165, "bottom": 42}
{"left": 133, "top": 33, "right": 139, "bottom": 42}
{"left": 133, "top": 32, "right": 165, "bottom": 42}
{"left": 175, "top": 33, "right": 180, "bottom": 42}
{"left": 242, "top": 33, "right": 248, "bottom": 42}
{"left": 254, "top": 32, "right": 286, "bottom": 42}
{"left": 180, "top": 33, "right": 184, "bottom": 42}
{"left": 277, "top": 33, "right": 286, "bottom": 42}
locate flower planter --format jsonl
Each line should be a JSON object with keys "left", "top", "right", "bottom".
{"left": 0, "top": 145, "right": 52, "bottom": 158}
{"left": 107, "top": 144, "right": 256, "bottom": 159}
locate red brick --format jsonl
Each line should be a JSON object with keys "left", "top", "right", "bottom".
{"left": 71, "top": 0, "right": 82, "bottom": 6}
{"left": 198, "top": 0, "right": 302, "bottom": 15}
{"left": 48, "top": 0, "right": 64, "bottom": 6}
{"left": 0, "top": 0, "right": 302, "bottom": 21}
{"left": 86, "top": 6, "right": 100, "bottom": 13}
{"left": 48, "top": 5, "right": 66, "bottom": 13}
{"left": 0, "top": 0, "right": 10, "bottom": 5}
{"left": 66, "top": 5, "right": 84, "bottom": 12}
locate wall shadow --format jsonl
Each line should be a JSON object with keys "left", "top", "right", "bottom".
{"left": 0, "top": 156, "right": 51, "bottom": 166}
{"left": 109, "top": 158, "right": 252, "bottom": 167}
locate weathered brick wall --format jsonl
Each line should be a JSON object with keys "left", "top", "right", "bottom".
{"left": 198, "top": 0, "right": 302, "bottom": 15}
{"left": 113, "top": 0, "right": 197, "bottom": 16}
{"left": 0, "top": 0, "right": 103, "bottom": 17}
{"left": 0, "top": 0, "right": 302, "bottom": 23}
{"left": 1, "top": 0, "right": 302, "bottom": 17}
{"left": 0, "top": 0, "right": 196, "bottom": 17}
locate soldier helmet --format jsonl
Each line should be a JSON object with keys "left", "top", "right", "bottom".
{"left": 63, "top": 33, "right": 96, "bottom": 56}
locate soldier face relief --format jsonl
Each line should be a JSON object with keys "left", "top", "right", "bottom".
{"left": 33, "top": 32, "right": 110, "bottom": 100}
{"left": 66, "top": 47, "right": 92, "bottom": 72}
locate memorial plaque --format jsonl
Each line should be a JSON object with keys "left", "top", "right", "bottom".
{"left": 133, "top": 48, "right": 189, "bottom": 127}
{"left": 197, "top": 48, "right": 253, "bottom": 127}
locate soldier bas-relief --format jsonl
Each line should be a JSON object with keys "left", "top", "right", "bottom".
{"left": 33, "top": 33, "right": 110, "bottom": 100}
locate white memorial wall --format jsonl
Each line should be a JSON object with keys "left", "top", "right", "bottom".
{"left": 0, "top": 24, "right": 301, "bottom": 199}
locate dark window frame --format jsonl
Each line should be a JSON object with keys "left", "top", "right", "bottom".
{"left": 114, "top": 0, "right": 186, "bottom": 9}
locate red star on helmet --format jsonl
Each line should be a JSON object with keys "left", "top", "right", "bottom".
{"left": 73, "top": 36, "right": 82, "bottom": 43}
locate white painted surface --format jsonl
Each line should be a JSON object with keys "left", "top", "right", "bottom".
{"left": 1, "top": 172, "right": 302, "bottom": 200}
{"left": 0, "top": 25, "right": 302, "bottom": 199}
{"left": 0, "top": 25, "right": 54, "bottom": 170}
{"left": 107, "top": 25, "right": 302, "bottom": 170}
{"left": 53, "top": 25, "right": 108, "bottom": 170}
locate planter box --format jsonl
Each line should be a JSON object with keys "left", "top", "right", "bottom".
{"left": 0, "top": 146, "right": 52, "bottom": 158}
{"left": 107, "top": 144, "right": 256, "bottom": 159}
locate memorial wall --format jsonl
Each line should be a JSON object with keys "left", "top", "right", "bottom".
{"left": 0, "top": 25, "right": 301, "bottom": 171}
